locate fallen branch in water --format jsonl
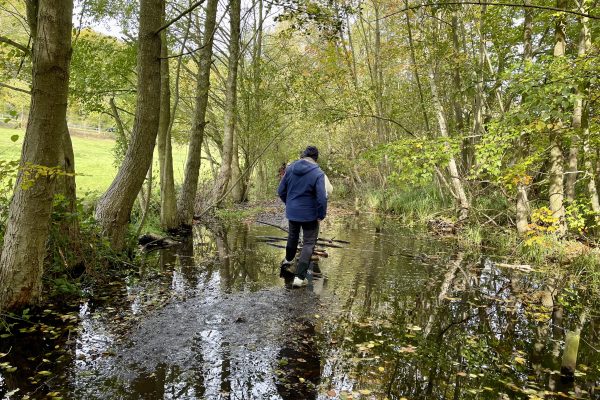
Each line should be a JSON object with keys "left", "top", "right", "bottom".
{"left": 262, "top": 242, "right": 329, "bottom": 257}
{"left": 256, "top": 220, "right": 351, "bottom": 244}
{"left": 256, "top": 236, "right": 344, "bottom": 248}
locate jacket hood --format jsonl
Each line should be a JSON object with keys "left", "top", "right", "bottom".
{"left": 291, "top": 158, "right": 320, "bottom": 176}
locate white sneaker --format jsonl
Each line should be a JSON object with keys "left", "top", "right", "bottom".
{"left": 292, "top": 277, "right": 308, "bottom": 288}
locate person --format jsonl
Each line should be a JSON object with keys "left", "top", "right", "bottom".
{"left": 277, "top": 146, "right": 328, "bottom": 287}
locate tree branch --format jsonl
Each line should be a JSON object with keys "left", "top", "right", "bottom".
{"left": 156, "top": 0, "right": 206, "bottom": 34}
{"left": 0, "top": 35, "right": 30, "bottom": 54}
{"left": 378, "top": 1, "right": 600, "bottom": 21}
{"left": 0, "top": 82, "right": 31, "bottom": 95}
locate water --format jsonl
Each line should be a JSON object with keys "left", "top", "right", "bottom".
{"left": 1, "top": 216, "right": 599, "bottom": 399}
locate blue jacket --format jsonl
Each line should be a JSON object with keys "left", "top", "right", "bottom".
{"left": 277, "top": 158, "right": 327, "bottom": 222}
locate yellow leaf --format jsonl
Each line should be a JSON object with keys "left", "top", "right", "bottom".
{"left": 359, "top": 389, "right": 372, "bottom": 395}
{"left": 378, "top": 367, "right": 385, "bottom": 372}
{"left": 515, "top": 356, "right": 526, "bottom": 365}
{"left": 299, "top": 377, "right": 305, "bottom": 383}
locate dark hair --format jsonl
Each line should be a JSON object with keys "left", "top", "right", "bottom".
{"left": 301, "top": 146, "right": 319, "bottom": 161}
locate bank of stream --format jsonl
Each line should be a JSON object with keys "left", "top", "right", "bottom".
{"left": 1, "top": 214, "right": 599, "bottom": 399}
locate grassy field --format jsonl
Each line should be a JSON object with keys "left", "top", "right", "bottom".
{"left": 0, "top": 127, "right": 190, "bottom": 195}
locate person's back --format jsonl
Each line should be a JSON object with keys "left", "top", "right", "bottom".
{"left": 278, "top": 158, "right": 327, "bottom": 222}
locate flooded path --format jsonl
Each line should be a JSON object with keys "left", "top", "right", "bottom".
{"left": 1, "top": 215, "right": 599, "bottom": 399}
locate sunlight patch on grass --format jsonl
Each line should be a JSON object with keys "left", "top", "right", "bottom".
{"left": 0, "top": 127, "right": 189, "bottom": 195}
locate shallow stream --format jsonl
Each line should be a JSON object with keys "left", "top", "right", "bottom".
{"left": 1, "top": 215, "right": 599, "bottom": 399}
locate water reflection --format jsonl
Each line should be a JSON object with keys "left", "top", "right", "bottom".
{"left": 0, "top": 216, "right": 599, "bottom": 399}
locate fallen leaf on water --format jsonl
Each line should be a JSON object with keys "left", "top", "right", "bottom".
{"left": 378, "top": 367, "right": 385, "bottom": 372}
{"left": 327, "top": 389, "right": 336, "bottom": 397}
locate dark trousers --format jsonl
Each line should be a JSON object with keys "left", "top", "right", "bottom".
{"left": 285, "top": 220, "right": 319, "bottom": 280}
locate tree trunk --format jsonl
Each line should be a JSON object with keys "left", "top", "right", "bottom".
{"left": 516, "top": 0, "right": 533, "bottom": 234}
{"left": 566, "top": 0, "right": 592, "bottom": 204}
{"left": 373, "top": 1, "right": 386, "bottom": 142}
{"left": 405, "top": 1, "right": 430, "bottom": 132}
{"left": 212, "top": 0, "right": 241, "bottom": 207}
{"left": 428, "top": 65, "right": 470, "bottom": 221}
{"left": 0, "top": 0, "right": 74, "bottom": 311}
{"left": 158, "top": 7, "right": 178, "bottom": 231}
{"left": 450, "top": 11, "right": 469, "bottom": 170}
{"left": 548, "top": 0, "right": 567, "bottom": 235}
{"left": 95, "top": 0, "right": 163, "bottom": 250}
{"left": 55, "top": 122, "right": 82, "bottom": 266}
{"left": 230, "top": 132, "right": 244, "bottom": 202}
{"left": 471, "top": 4, "right": 486, "bottom": 173}
{"left": 177, "top": 0, "right": 219, "bottom": 227}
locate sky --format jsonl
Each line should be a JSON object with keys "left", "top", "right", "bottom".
{"left": 73, "top": 0, "right": 281, "bottom": 41}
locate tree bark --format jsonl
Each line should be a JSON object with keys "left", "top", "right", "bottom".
{"left": 450, "top": 11, "right": 469, "bottom": 169}
{"left": 177, "top": 0, "right": 219, "bottom": 227}
{"left": 0, "top": 0, "right": 74, "bottom": 311}
{"left": 566, "top": 0, "right": 592, "bottom": 203}
{"left": 516, "top": 0, "right": 534, "bottom": 234}
{"left": 548, "top": 0, "right": 567, "bottom": 235}
{"left": 212, "top": 0, "right": 241, "bottom": 207}
{"left": 158, "top": 3, "right": 178, "bottom": 231}
{"left": 95, "top": 0, "right": 163, "bottom": 250}
{"left": 230, "top": 132, "right": 245, "bottom": 202}
{"left": 54, "top": 122, "right": 82, "bottom": 266}
{"left": 373, "top": 0, "right": 386, "bottom": 142}
{"left": 471, "top": 4, "right": 486, "bottom": 173}
{"left": 428, "top": 64, "right": 470, "bottom": 221}
{"left": 405, "top": 2, "right": 430, "bottom": 132}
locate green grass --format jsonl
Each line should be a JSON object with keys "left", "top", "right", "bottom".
{"left": 0, "top": 127, "right": 189, "bottom": 196}
{"left": 362, "top": 185, "right": 449, "bottom": 223}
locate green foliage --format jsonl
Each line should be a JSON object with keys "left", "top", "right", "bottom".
{"left": 565, "top": 200, "right": 599, "bottom": 234}
{"left": 365, "top": 138, "right": 459, "bottom": 186}
{"left": 70, "top": 29, "right": 137, "bottom": 115}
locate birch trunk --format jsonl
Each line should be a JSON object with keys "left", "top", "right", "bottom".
{"left": 177, "top": 0, "right": 219, "bottom": 226}
{"left": 0, "top": 0, "right": 74, "bottom": 310}
{"left": 428, "top": 65, "right": 470, "bottom": 221}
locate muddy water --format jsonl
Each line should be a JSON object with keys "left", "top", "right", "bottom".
{"left": 1, "top": 216, "right": 599, "bottom": 399}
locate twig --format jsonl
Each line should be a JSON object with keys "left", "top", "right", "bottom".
{"left": 156, "top": 0, "right": 207, "bottom": 34}
{"left": 377, "top": 1, "right": 600, "bottom": 21}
